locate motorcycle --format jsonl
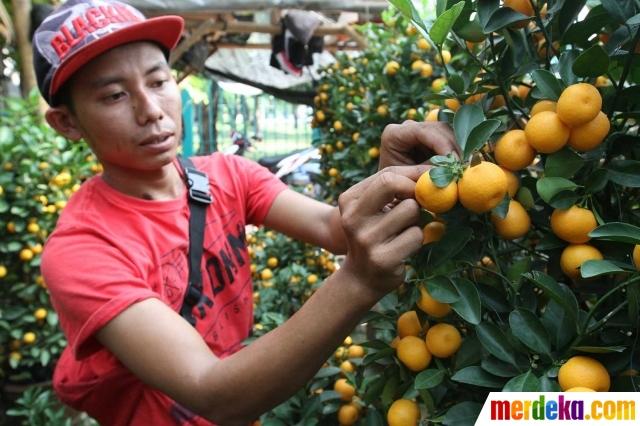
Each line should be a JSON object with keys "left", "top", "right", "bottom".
{"left": 258, "top": 147, "right": 321, "bottom": 187}
{"left": 220, "top": 130, "right": 261, "bottom": 156}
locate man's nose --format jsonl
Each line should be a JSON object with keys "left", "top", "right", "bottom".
{"left": 134, "top": 91, "right": 164, "bottom": 124}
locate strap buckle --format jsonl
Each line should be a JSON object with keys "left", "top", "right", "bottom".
{"left": 184, "top": 167, "right": 212, "bottom": 204}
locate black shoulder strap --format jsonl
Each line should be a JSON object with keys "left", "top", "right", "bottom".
{"left": 176, "top": 157, "right": 212, "bottom": 327}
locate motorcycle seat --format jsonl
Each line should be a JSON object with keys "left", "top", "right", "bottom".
{"left": 258, "top": 149, "right": 306, "bottom": 168}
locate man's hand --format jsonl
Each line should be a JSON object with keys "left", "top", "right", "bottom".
{"left": 337, "top": 165, "right": 428, "bottom": 297}
{"left": 378, "top": 120, "right": 460, "bottom": 171}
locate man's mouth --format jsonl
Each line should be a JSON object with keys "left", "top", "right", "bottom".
{"left": 141, "top": 134, "right": 172, "bottom": 146}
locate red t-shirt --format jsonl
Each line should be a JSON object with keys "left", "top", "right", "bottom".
{"left": 41, "top": 154, "right": 287, "bottom": 425}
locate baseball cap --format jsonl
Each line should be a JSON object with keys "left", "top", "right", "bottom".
{"left": 32, "top": 0, "right": 184, "bottom": 106}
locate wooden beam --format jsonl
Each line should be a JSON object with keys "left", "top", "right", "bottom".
{"left": 169, "top": 18, "right": 217, "bottom": 66}
{"left": 11, "top": 0, "right": 36, "bottom": 98}
{"left": 213, "top": 42, "right": 361, "bottom": 51}
{"left": 180, "top": 20, "right": 351, "bottom": 36}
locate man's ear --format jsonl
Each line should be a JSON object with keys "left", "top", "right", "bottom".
{"left": 45, "top": 107, "right": 83, "bottom": 142}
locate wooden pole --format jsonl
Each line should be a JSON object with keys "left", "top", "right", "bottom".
{"left": 11, "top": 0, "right": 37, "bottom": 99}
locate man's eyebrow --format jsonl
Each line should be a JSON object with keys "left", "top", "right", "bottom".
{"left": 90, "top": 62, "right": 169, "bottom": 89}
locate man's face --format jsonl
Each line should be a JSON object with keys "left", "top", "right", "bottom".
{"left": 66, "top": 41, "right": 182, "bottom": 176}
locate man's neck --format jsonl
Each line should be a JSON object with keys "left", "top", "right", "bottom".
{"left": 100, "top": 162, "right": 184, "bottom": 201}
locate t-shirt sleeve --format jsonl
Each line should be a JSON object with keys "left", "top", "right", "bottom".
{"left": 41, "top": 224, "right": 159, "bottom": 360}
{"left": 224, "top": 155, "right": 288, "bottom": 225}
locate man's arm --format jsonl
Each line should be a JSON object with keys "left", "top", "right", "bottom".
{"left": 262, "top": 189, "right": 347, "bottom": 255}
{"left": 96, "top": 165, "right": 427, "bottom": 425}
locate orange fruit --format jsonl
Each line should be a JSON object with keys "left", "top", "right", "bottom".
{"left": 501, "top": 167, "right": 520, "bottom": 197}
{"left": 524, "top": 111, "right": 570, "bottom": 153}
{"left": 419, "top": 63, "right": 433, "bottom": 77}
{"left": 422, "top": 221, "right": 445, "bottom": 245}
{"left": 340, "top": 360, "right": 355, "bottom": 375}
{"left": 417, "top": 38, "right": 431, "bottom": 50}
{"left": 23, "top": 332, "right": 36, "bottom": 344}
{"left": 557, "top": 83, "right": 602, "bottom": 127}
{"left": 494, "top": 129, "right": 537, "bottom": 170}
{"left": 329, "top": 168, "right": 339, "bottom": 177}
{"left": 390, "top": 336, "right": 401, "bottom": 349}
{"left": 458, "top": 162, "right": 508, "bottom": 213}
{"left": 530, "top": 99, "right": 557, "bottom": 116}
{"left": 267, "top": 257, "right": 278, "bottom": 268}
{"left": 348, "top": 345, "right": 365, "bottom": 358}
{"left": 338, "top": 404, "right": 359, "bottom": 425}
{"left": 444, "top": 98, "right": 461, "bottom": 111}
{"left": 415, "top": 170, "right": 458, "bottom": 213}
{"left": 417, "top": 284, "right": 451, "bottom": 318}
{"left": 369, "top": 146, "right": 380, "bottom": 158}
{"left": 504, "top": 0, "right": 534, "bottom": 29}
{"left": 260, "top": 268, "right": 273, "bottom": 281}
{"left": 491, "top": 200, "right": 530, "bottom": 240}
{"left": 518, "top": 84, "right": 531, "bottom": 99}
{"left": 386, "top": 61, "right": 400, "bottom": 76}
{"left": 560, "top": 244, "right": 604, "bottom": 279}
{"left": 558, "top": 356, "right": 610, "bottom": 392}
{"left": 431, "top": 77, "right": 447, "bottom": 91}
{"left": 398, "top": 311, "right": 423, "bottom": 338}
{"left": 425, "top": 323, "right": 462, "bottom": 358}
{"left": 387, "top": 399, "right": 421, "bottom": 426}
{"left": 411, "top": 60, "right": 425, "bottom": 71}
{"left": 565, "top": 387, "right": 596, "bottom": 392}
{"left": 34, "top": 308, "right": 47, "bottom": 320}
{"left": 377, "top": 105, "right": 389, "bottom": 116}
{"left": 634, "top": 245, "right": 640, "bottom": 269}
{"left": 19, "top": 249, "right": 34, "bottom": 262}
{"left": 550, "top": 206, "right": 597, "bottom": 244}
{"left": 435, "top": 50, "right": 451, "bottom": 65}
{"left": 334, "top": 378, "right": 356, "bottom": 401}
{"left": 396, "top": 336, "right": 432, "bottom": 371}
{"left": 425, "top": 109, "right": 440, "bottom": 122}
{"left": 567, "top": 111, "right": 610, "bottom": 152}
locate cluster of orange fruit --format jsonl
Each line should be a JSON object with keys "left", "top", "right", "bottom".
{"left": 413, "top": 80, "right": 620, "bottom": 280}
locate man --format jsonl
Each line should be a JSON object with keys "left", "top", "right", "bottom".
{"left": 33, "top": 1, "right": 459, "bottom": 424}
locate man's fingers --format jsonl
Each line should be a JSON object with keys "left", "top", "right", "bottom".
{"left": 381, "top": 121, "right": 461, "bottom": 166}
{"left": 339, "top": 165, "right": 429, "bottom": 209}
{"left": 375, "top": 199, "right": 422, "bottom": 241}
{"left": 382, "top": 225, "right": 424, "bottom": 263}
{"left": 358, "top": 166, "right": 429, "bottom": 215}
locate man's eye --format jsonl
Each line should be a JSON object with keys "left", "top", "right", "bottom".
{"left": 153, "top": 80, "right": 167, "bottom": 88}
{"left": 106, "top": 92, "right": 124, "bottom": 101}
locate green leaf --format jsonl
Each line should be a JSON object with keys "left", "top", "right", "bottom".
{"left": 536, "top": 177, "right": 579, "bottom": 203}
{"left": 381, "top": 375, "right": 398, "bottom": 405}
{"left": 425, "top": 275, "right": 460, "bottom": 303}
{"left": 543, "top": 302, "right": 576, "bottom": 351}
{"left": 415, "top": 369, "right": 446, "bottom": 389}
{"left": 313, "top": 367, "right": 342, "bottom": 378}
{"left": 448, "top": 75, "right": 465, "bottom": 95}
{"left": 531, "top": 70, "right": 564, "bottom": 101}
{"left": 559, "top": 50, "right": 581, "bottom": 86}
{"left": 544, "top": 148, "right": 586, "bottom": 178}
{"left": 585, "top": 168, "right": 609, "bottom": 194}
{"left": 601, "top": 0, "right": 635, "bottom": 24}
{"left": 559, "top": 0, "right": 589, "bottom": 35}
{"left": 507, "top": 257, "right": 531, "bottom": 289}
{"left": 476, "top": 323, "right": 516, "bottom": 365}
{"left": 464, "top": 119, "right": 501, "bottom": 160}
{"left": 484, "top": 7, "right": 532, "bottom": 33}
{"left": 573, "top": 45, "right": 610, "bottom": 78}
{"left": 549, "top": 190, "right": 582, "bottom": 210}
{"left": 603, "top": 160, "right": 640, "bottom": 187}
{"left": 442, "top": 402, "right": 483, "bottom": 426}
{"left": 455, "top": 335, "right": 482, "bottom": 370}
{"left": 502, "top": 371, "right": 540, "bottom": 392}
{"left": 535, "top": 234, "right": 567, "bottom": 251}
{"left": 430, "top": 155, "right": 455, "bottom": 165}
{"left": 628, "top": 282, "right": 639, "bottom": 326}
{"left": 453, "top": 105, "right": 485, "bottom": 155}
{"left": 364, "top": 408, "right": 384, "bottom": 426}
{"left": 524, "top": 270, "right": 579, "bottom": 321}
{"left": 451, "top": 278, "right": 482, "bottom": 324}
{"left": 515, "top": 186, "right": 535, "bottom": 209}
{"left": 430, "top": 166, "right": 455, "bottom": 188}
{"left": 429, "top": 228, "right": 474, "bottom": 268}
{"left": 451, "top": 366, "right": 507, "bottom": 388}
{"left": 539, "top": 375, "right": 562, "bottom": 392}
{"left": 580, "top": 259, "right": 631, "bottom": 278}
{"left": 477, "top": 0, "right": 500, "bottom": 30}
{"left": 589, "top": 222, "right": 640, "bottom": 244}
{"left": 481, "top": 355, "right": 523, "bottom": 377}
{"left": 509, "top": 308, "right": 552, "bottom": 355}
{"left": 574, "top": 346, "right": 627, "bottom": 353}
{"left": 431, "top": 1, "right": 466, "bottom": 45}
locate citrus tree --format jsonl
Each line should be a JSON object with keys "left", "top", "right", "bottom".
{"left": 0, "top": 91, "right": 99, "bottom": 388}
{"left": 306, "top": 0, "right": 639, "bottom": 424}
